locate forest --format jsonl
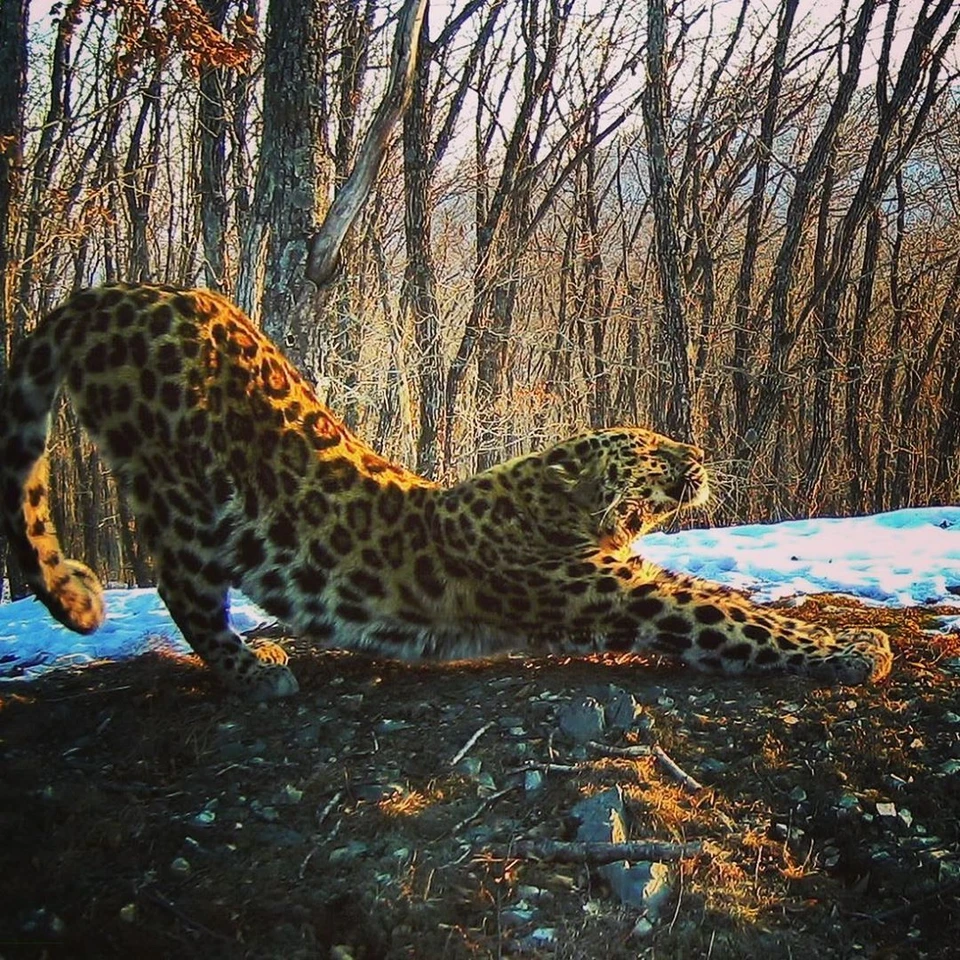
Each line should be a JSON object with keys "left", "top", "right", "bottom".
{"left": 1, "top": 0, "right": 959, "bottom": 588}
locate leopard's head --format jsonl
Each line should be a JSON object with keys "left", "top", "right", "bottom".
{"left": 537, "top": 427, "right": 709, "bottom": 549}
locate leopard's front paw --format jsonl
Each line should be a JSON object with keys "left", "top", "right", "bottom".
{"left": 807, "top": 627, "right": 893, "bottom": 685}
{"left": 247, "top": 637, "right": 290, "bottom": 666}
{"left": 241, "top": 663, "right": 300, "bottom": 700}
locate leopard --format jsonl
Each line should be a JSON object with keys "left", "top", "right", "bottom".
{"left": 0, "top": 282, "right": 892, "bottom": 700}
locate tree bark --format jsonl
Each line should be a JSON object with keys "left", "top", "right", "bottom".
{"left": 305, "top": 0, "right": 428, "bottom": 287}
{"left": 197, "top": 0, "right": 230, "bottom": 291}
{"left": 0, "top": 0, "right": 29, "bottom": 601}
{"left": 748, "top": 0, "right": 879, "bottom": 452}
{"left": 642, "top": 0, "right": 692, "bottom": 442}
{"left": 250, "top": 0, "right": 330, "bottom": 366}
{"left": 403, "top": 9, "right": 443, "bottom": 479}
{"left": 731, "top": 0, "right": 797, "bottom": 446}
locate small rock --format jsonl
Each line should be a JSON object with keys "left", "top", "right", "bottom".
{"left": 169, "top": 857, "right": 191, "bottom": 876}
{"left": 607, "top": 860, "right": 673, "bottom": 914}
{"left": 837, "top": 793, "right": 862, "bottom": 814}
{"left": 376, "top": 718, "right": 412, "bottom": 733}
{"left": 571, "top": 786, "right": 627, "bottom": 844}
{"left": 630, "top": 917, "right": 656, "bottom": 940}
{"left": 528, "top": 927, "right": 557, "bottom": 946}
{"left": 771, "top": 823, "right": 805, "bottom": 842}
{"left": 557, "top": 697, "right": 606, "bottom": 742}
{"left": 876, "top": 802, "right": 897, "bottom": 819}
{"left": 500, "top": 907, "right": 536, "bottom": 927}
{"left": 250, "top": 800, "right": 280, "bottom": 822}
{"left": 788, "top": 786, "right": 807, "bottom": 804}
{"left": 328, "top": 840, "right": 369, "bottom": 863}
{"left": 517, "top": 885, "right": 545, "bottom": 900}
{"left": 604, "top": 687, "right": 643, "bottom": 732}
{"left": 524, "top": 770, "right": 544, "bottom": 794}
{"left": 22, "top": 908, "right": 64, "bottom": 936}
{"left": 939, "top": 860, "right": 960, "bottom": 882}
{"left": 698, "top": 758, "right": 727, "bottom": 775}
{"left": 456, "top": 757, "right": 483, "bottom": 777}
{"left": 476, "top": 773, "right": 498, "bottom": 796}
{"left": 280, "top": 784, "right": 303, "bottom": 804}
{"left": 119, "top": 903, "right": 136, "bottom": 923}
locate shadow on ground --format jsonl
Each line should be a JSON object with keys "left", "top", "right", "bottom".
{"left": 1, "top": 595, "right": 959, "bottom": 959}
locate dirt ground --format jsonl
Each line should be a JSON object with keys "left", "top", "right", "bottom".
{"left": 2, "top": 595, "right": 960, "bottom": 959}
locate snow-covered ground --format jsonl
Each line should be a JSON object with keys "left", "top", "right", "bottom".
{"left": 3, "top": 506, "right": 960, "bottom": 681}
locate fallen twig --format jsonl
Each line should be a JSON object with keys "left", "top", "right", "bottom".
{"left": 504, "top": 761, "right": 582, "bottom": 775}
{"left": 480, "top": 839, "right": 702, "bottom": 864}
{"left": 450, "top": 721, "right": 495, "bottom": 766}
{"left": 144, "top": 888, "right": 233, "bottom": 942}
{"left": 587, "top": 741, "right": 653, "bottom": 759}
{"left": 316, "top": 790, "right": 343, "bottom": 829}
{"left": 652, "top": 745, "right": 704, "bottom": 792}
{"left": 450, "top": 784, "right": 520, "bottom": 835}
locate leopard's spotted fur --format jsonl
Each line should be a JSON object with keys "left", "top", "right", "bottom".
{"left": 0, "top": 283, "right": 892, "bottom": 699}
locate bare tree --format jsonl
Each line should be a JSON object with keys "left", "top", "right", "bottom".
{"left": 642, "top": 0, "right": 692, "bottom": 442}
{"left": 799, "top": 0, "right": 960, "bottom": 506}
{"left": 0, "top": 0, "right": 29, "bottom": 599}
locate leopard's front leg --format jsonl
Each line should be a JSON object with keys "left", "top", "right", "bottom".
{"left": 600, "top": 561, "right": 892, "bottom": 684}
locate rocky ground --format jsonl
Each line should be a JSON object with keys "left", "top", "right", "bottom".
{"left": 1, "top": 595, "right": 960, "bottom": 959}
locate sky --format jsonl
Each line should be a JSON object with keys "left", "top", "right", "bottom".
{"left": 3, "top": 505, "right": 960, "bottom": 682}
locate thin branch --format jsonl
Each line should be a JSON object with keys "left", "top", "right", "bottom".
{"left": 653, "top": 745, "right": 704, "bottom": 793}
{"left": 480, "top": 839, "right": 703, "bottom": 864}
{"left": 305, "top": 0, "right": 428, "bottom": 286}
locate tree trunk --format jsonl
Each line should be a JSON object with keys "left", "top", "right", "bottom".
{"left": 845, "top": 207, "right": 881, "bottom": 513}
{"left": 749, "top": 0, "right": 878, "bottom": 452}
{"left": 251, "top": 0, "right": 330, "bottom": 369}
{"left": 642, "top": 0, "right": 692, "bottom": 442}
{"left": 403, "top": 12, "right": 443, "bottom": 478}
{"left": 197, "top": 0, "right": 230, "bottom": 291}
{"left": 0, "top": 0, "right": 29, "bottom": 601}
{"left": 731, "top": 0, "right": 797, "bottom": 445}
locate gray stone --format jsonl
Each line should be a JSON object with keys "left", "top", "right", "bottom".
{"left": 604, "top": 687, "right": 643, "bottom": 732}
{"left": 557, "top": 697, "right": 606, "bottom": 742}
{"left": 570, "top": 786, "right": 627, "bottom": 844}
{"left": 524, "top": 769, "right": 545, "bottom": 794}
{"left": 570, "top": 787, "right": 674, "bottom": 914}
{"left": 606, "top": 860, "right": 673, "bottom": 914}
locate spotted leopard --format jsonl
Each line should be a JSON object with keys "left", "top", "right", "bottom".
{"left": 0, "top": 283, "right": 892, "bottom": 699}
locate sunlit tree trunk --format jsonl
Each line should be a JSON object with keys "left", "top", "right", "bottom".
{"left": 197, "top": 0, "right": 230, "bottom": 291}
{"left": 246, "top": 0, "right": 330, "bottom": 368}
{"left": 403, "top": 9, "right": 443, "bottom": 478}
{"left": 0, "top": 0, "right": 29, "bottom": 600}
{"left": 642, "top": 0, "right": 692, "bottom": 442}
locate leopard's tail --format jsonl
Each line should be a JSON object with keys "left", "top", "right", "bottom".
{"left": 0, "top": 305, "right": 105, "bottom": 634}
